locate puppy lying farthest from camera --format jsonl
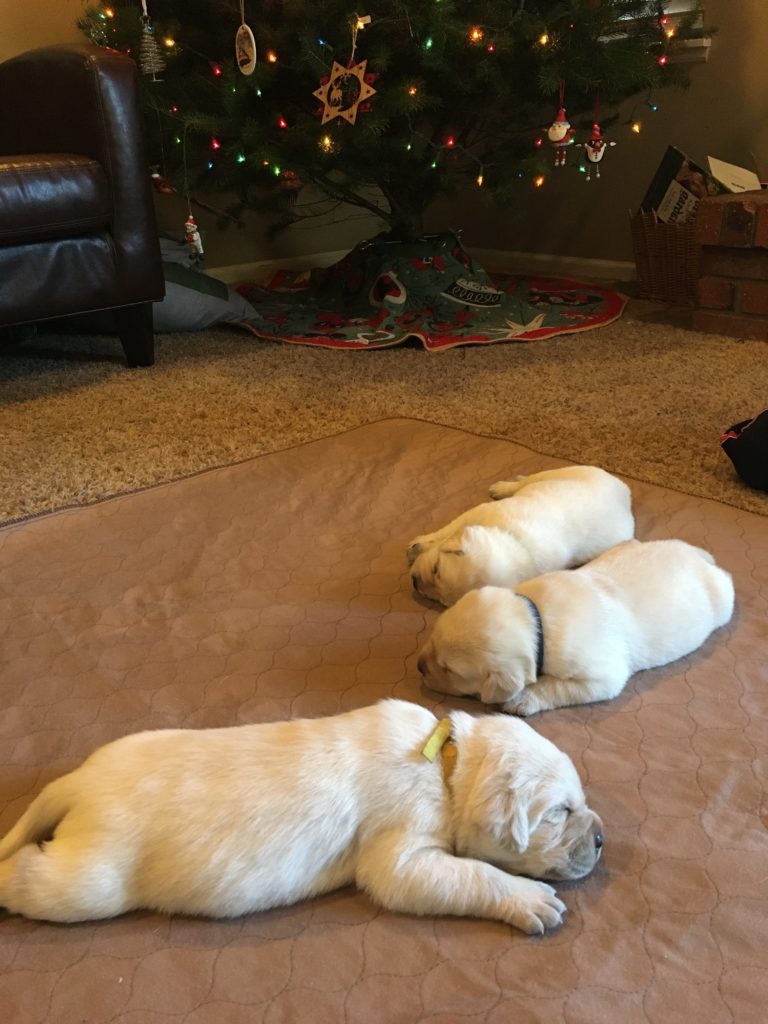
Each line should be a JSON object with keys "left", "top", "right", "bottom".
{"left": 418, "top": 539, "right": 734, "bottom": 715}
{"left": 407, "top": 465, "right": 634, "bottom": 606}
{"left": 0, "top": 700, "right": 602, "bottom": 934}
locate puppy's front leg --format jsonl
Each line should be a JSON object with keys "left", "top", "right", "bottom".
{"left": 407, "top": 520, "right": 468, "bottom": 565}
{"left": 502, "top": 673, "right": 627, "bottom": 715}
{"left": 406, "top": 534, "right": 438, "bottom": 566}
{"left": 357, "top": 832, "right": 565, "bottom": 934}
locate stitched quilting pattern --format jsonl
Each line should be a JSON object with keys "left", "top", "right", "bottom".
{"left": 0, "top": 419, "right": 765, "bottom": 1023}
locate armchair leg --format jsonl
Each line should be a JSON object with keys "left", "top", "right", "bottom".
{"left": 114, "top": 303, "right": 155, "bottom": 367}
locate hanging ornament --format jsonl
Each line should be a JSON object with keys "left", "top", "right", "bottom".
{"left": 235, "top": 0, "right": 257, "bottom": 75}
{"left": 545, "top": 82, "right": 573, "bottom": 167}
{"left": 547, "top": 108, "right": 573, "bottom": 167}
{"left": 314, "top": 59, "right": 377, "bottom": 126}
{"left": 138, "top": 0, "right": 166, "bottom": 81}
{"left": 279, "top": 169, "right": 303, "bottom": 204}
{"left": 178, "top": 125, "right": 203, "bottom": 261}
{"left": 313, "top": 14, "right": 376, "bottom": 126}
{"left": 184, "top": 212, "right": 204, "bottom": 258}
{"left": 150, "top": 168, "right": 177, "bottom": 195}
{"left": 576, "top": 122, "right": 617, "bottom": 181}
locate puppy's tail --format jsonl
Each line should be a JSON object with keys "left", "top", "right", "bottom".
{"left": 0, "top": 776, "right": 73, "bottom": 861}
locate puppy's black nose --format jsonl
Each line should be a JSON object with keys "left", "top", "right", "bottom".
{"left": 594, "top": 832, "right": 604, "bottom": 851}
{"left": 417, "top": 656, "right": 426, "bottom": 676}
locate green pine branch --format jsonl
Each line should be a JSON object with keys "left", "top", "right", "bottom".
{"left": 79, "top": 0, "right": 706, "bottom": 238}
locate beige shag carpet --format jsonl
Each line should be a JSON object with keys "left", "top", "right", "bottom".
{"left": 1, "top": 296, "right": 767, "bottom": 524}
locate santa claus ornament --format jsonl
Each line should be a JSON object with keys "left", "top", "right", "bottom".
{"left": 184, "top": 213, "right": 204, "bottom": 258}
{"left": 547, "top": 107, "right": 573, "bottom": 167}
{"left": 577, "top": 122, "right": 617, "bottom": 181}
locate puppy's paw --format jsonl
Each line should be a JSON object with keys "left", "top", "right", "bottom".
{"left": 501, "top": 689, "right": 540, "bottom": 717}
{"left": 406, "top": 536, "right": 433, "bottom": 566}
{"left": 505, "top": 880, "right": 566, "bottom": 935}
{"left": 406, "top": 542, "right": 422, "bottom": 567}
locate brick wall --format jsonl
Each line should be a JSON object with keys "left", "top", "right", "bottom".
{"left": 693, "top": 191, "right": 768, "bottom": 340}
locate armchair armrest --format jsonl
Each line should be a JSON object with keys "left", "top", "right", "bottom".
{"left": 0, "top": 43, "right": 162, "bottom": 297}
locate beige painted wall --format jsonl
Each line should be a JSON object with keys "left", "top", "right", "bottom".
{"left": 452, "top": 0, "right": 768, "bottom": 264}
{"left": 0, "top": 0, "right": 86, "bottom": 62}
{"left": 2, "top": 0, "right": 767, "bottom": 266}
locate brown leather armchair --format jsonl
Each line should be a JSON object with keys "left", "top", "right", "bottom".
{"left": 0, "top": 42, "right": 165, "bottom": 366}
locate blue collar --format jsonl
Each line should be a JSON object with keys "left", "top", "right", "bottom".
{"left": 517, "top": 594, "right": 544, "bottom": 677}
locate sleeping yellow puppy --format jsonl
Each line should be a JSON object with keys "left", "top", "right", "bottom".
{"left": 0, "top": 700, "right": 602, "bottom": 934}
{"left": 418, "top": 539, "right": 734, "bottom": 715}
{"left": 407, "top": 465, "right": 634, "bottom": 606}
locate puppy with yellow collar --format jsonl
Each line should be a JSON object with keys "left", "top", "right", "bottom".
{"left": 0, "top": 700, "right": 602, "bottom": 934}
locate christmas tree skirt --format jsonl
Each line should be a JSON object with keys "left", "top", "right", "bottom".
{"left": 239, "top": 234, "right": 626, "bottom": 351}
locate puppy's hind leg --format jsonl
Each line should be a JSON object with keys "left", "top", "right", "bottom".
{"left": 489, "top": 467, "right": 575, "bottom": 500}
{"left": 488, "top": 478, "right": 528, "bottom": 500}
{"left": 0, "top": 836, "right": 129, "bottom": 923}
{"left": 0, "top": 774, "right": 74, "bottom": 861}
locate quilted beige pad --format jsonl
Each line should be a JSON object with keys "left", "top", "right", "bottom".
{"left": 1, "top": 418, "right": 766, "bottom": 1024}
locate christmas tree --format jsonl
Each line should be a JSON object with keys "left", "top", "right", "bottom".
{"left": 81, "top": 2, "right": 703, "bottom": 240}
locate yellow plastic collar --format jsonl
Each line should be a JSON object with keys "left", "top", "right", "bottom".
{"left": 421, "top": 717, "right": 458, "bottom": 784}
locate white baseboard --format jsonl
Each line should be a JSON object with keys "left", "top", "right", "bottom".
{"left": 208, "top": 248, "right": 636, "bottom": 284}
{"left": 470, "top": 248, "right": 636, "bottom": 282}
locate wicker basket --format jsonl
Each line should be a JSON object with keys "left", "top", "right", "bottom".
{"left": 630, "top": 210, "right": 700, "bottom": 305}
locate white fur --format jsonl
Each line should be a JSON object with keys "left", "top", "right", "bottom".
{"left": 0, "top": 701, "right": 602, "bottom": 934}
{"left": 418, "top": 540, "right": 735, "bottom": 714}
{"left": 407, "top": 465, "right": 634, "bottom": 606}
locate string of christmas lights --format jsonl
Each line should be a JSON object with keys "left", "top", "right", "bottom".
{"left": 79, "top": 0, "right": 692, "bottom": 220}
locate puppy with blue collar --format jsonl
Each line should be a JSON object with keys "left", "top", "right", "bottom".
{"left": 417, "top": 539, "right": 734, "bottom": 715}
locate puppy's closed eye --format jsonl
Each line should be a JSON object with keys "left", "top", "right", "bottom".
{"left": 545, "top": 805, "right": 571, "bottom": 824}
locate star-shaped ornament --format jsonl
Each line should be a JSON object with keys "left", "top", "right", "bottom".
{"left": 313, "top": 59, "right": 377, "bottom": 126}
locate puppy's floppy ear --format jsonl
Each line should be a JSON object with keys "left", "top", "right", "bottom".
{"left": 466, "top": 759, "right": 537, "bottom": 852}
{"left": 488, "top": 785, "right": 534, "bottom": 852}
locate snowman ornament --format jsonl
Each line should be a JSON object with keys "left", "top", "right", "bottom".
{"left": 547, "top": 107, "right": 574, "bottom": 167}
{"left": 578, "top": 122, "right": 617, "bottom": 181}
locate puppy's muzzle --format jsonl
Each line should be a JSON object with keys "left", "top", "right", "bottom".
{"left": 588, "top": 814, "right": 605, "bottom": 861}
{"left": 551, "top": 812, "right": 605, "bottom": 880}
{"left": 575, "top": 815, "right": 605, "bottom": 873}
{"left": 411, "top": 574, "right": 421, "bottom": 593}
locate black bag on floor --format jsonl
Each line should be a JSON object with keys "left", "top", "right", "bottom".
{"left": 720, "top": 411, "right": 768, "bottom": 492}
